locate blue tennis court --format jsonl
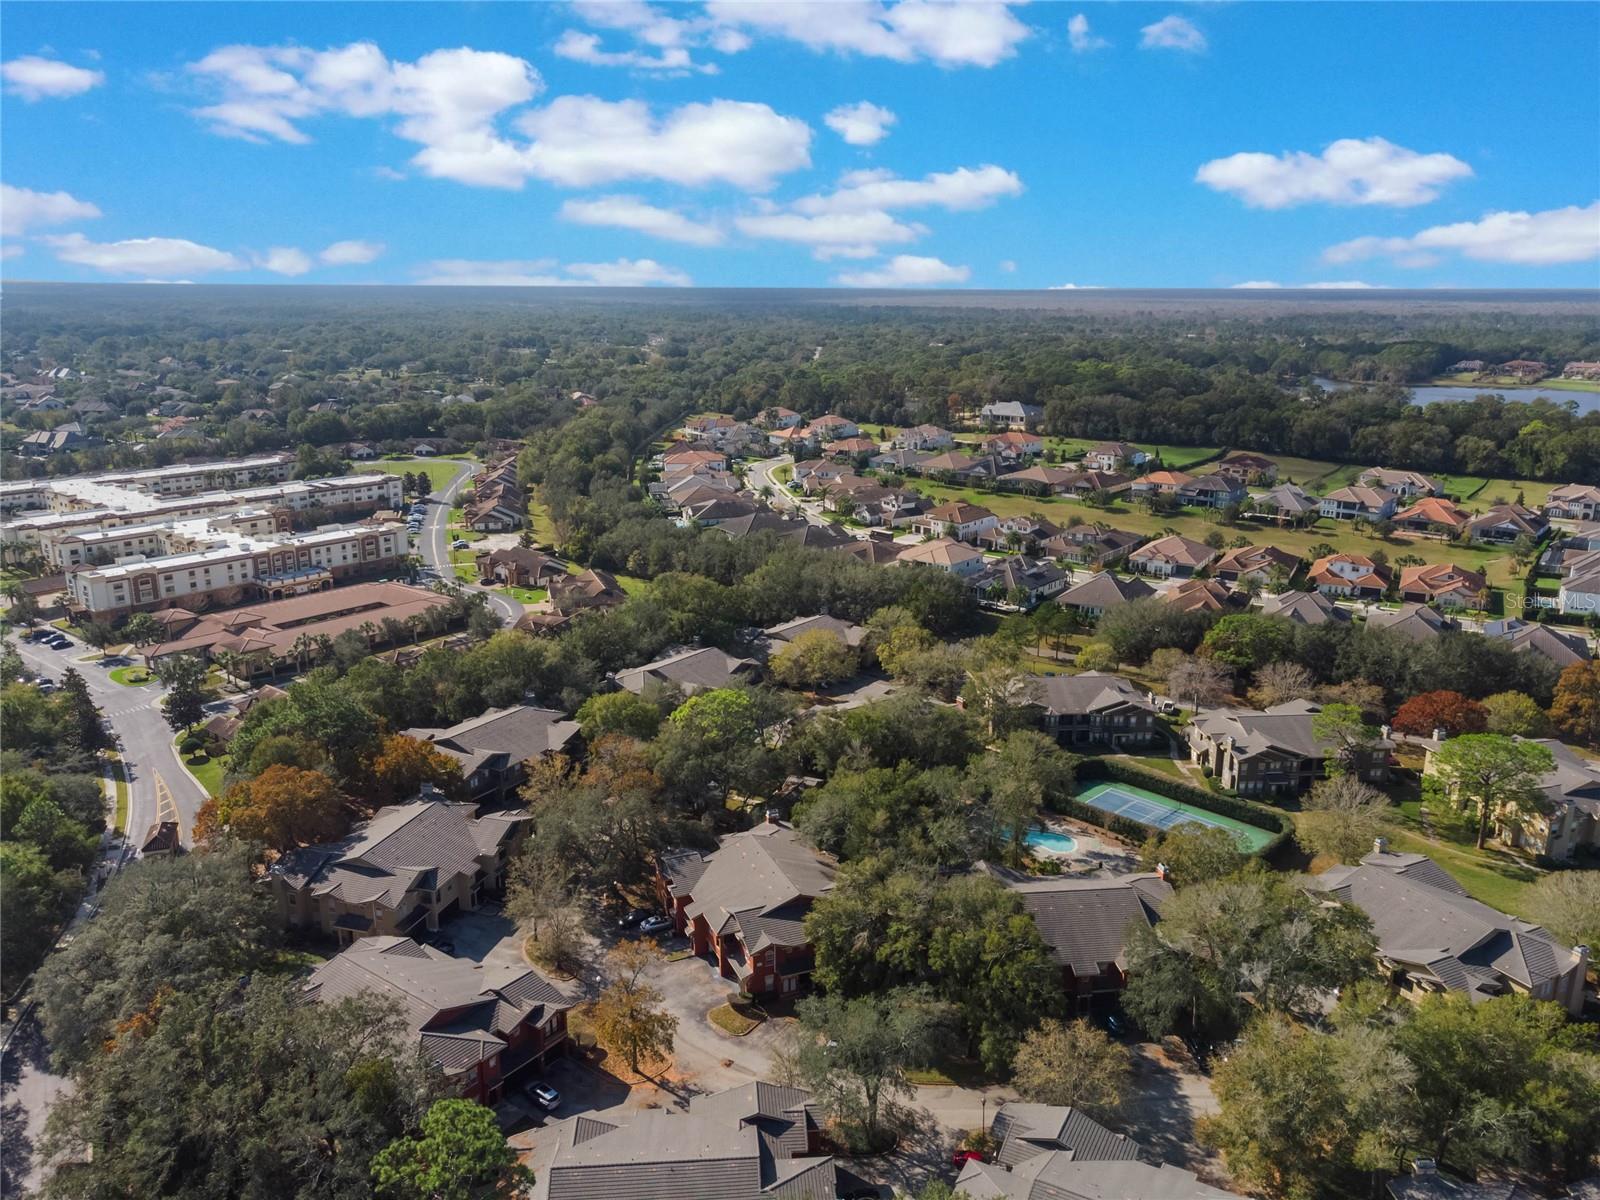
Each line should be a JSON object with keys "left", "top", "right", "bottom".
{"left": 1075, "top": 781, "right": 1276, "bottom": 853}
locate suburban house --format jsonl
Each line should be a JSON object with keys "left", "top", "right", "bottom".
{"left": 270, "top": 791, "right": 530, "bottom": 944}
{"left": 1211, "top": 544, "right": 1302, "bottom": 588}
{"left": 1165, "top": 577, "right": 1239, "bottom": 614}
{"left": 548, "top": 567, "right": 628, "bottom": 615}
{"left": 1260, "top": 589, "right": 1351, "bottom": 626}
{"left": 1043, "top": 524, "right": 1144, "bottom": 567}
{"left": 823, "top": 436, "right": 879, "bottom": 460}
{"left": 1356, "top": 468, "right": 1443, "bottom": 498}
{"left": 1127, "top": 534, "right": 1217, "bottom": 579}
{"left": 1399, "top": 563, "right": 1488, "bottom": 608}
{"left": 1248, "top": 482, "right": 1321, "bottom": 524}
{"left": 662, "top": 447, "right": 730, "bottom": 474}
{"left": 535, "top": 1081, "right": 835, "bottom": 1200}
{"left": 969, "top": 556, "right": 1068, "bottom": 608}
{"left": 755, "top": 406, "right": 803, "bottom": 430}
{"left": 305, "top": 936, "right": 571, "bottom": 1105}
{"left": 1558, "top": 551, "right": 1600, "bottom": 616}
{"left": 1211, "top": 452, "right": 1279, "bottom": 483}
{"left": 1083, "top": 442, "right": 1148, "bottom": 473}
{"left": 803, "top": 414, "right": 859, "bottom": 441}
{"left": 763, "top": 613, "right": 866, "bottom": 649}
{"left": 1187, "top": 699, "right": 1392, "bottom": 796}
{"left": 1056, "top": 572, "right": 1156, "bottom": 618}
{"left": 1367, "top": 603, "right": 1457, "bottom": 641}
{"left": 1308, "top": 552, "right": 1391, "bottom": 599}
{"left": 979, "top": 401, "right": 1045, "bottom": 431}
{"left": 1128, "top": 469, "right": 1194, "bottom": 499}
{"left": 870, "top": 448, "right": 936, "bottom": 473}
{"left": 1481, "top": 618, "right": 1591, "bottom": 669}
{"left": 1312, "top": 844, "right": 1588, "bottom": 1015}
{"left": 612, "top": 646, "right": 762, "bottom": 696}
{"left": 1178, "top": 474, "right": 1247, "bottom": 510}
{"left": 1545, "top": 483, "right": 1600, "bottom": 521}
{"left": 474, "top": 547, "right": 565, "bottom": 589}
{"left": 916, "top": 451, "right": 1008, "bottom": 482}
{"left": 1465, "top": 503, "right": 1547, "bottom": 545}
{"left": 1025, "top": 671, "right": 1162, "bottom": 748}
{"left": 888, "top": 423, "right": 956, "bottom": 451}
{"left": 895, "top": 536, "right": 987, "bottom": 576}
{"left": 1320, "top": 485, "right": 1400, "bottom": 522}
{"left": 983, "top": 430, "right": 1046, "bottom": 459}
{"left": 977, "top": 513, "right": 1062, "bottom": 553}
{"left": 1394, "top": 496, "right": 1473, "bottom": 536}
{"left": 403, "top": 705, "right": 582, "bottom": 803}
{"left": 680, "top": 494, "right": 762, "bottom": 528}
{"left": 837, "top": 537, "right": 905, "bottom": 565}
{"left": 655, "top": 821, "right": 837, "bottom": 999}
{"left": 684, "top": 414, "right": 736, "bottom": 438}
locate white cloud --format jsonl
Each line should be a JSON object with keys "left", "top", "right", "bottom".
{"left": 794, "top": 163, "right": 1023, "bottom": 214}
{"left": 259, "top": 246, "right": 313, "bottom": 276}
{"left": 1047, "top": 283, "right": 1104, "bottom": 289}
{"left": 43, "top": 232, "right": 245, "bottom": 278}
{"left": 703, "top": 1, "right": 1031, "bottom": 67}
{"left": 1230, "top": 281, "right": 1283, "bottom": 289}
{"left": 417, "top": 256, "right": 691, "bottom": 286}
{"left": 1140, "top": 15, "right": 1206, "bottom": 52}
{"left": 567, "top": 258, "right": 693, "bottom": 286}
{"left": 1196, "top": 137, "right": 1473, "bottom": 209}
{"left": 553, "top": 30, "right": 716, "bottom": 74}
{"left": 1231, "top": 279, "right": 1382, "bottom": 289}
{"left": 320, "top": 239, "right": 385, "bottom": 265}
{"left": 834, "top": 254, "right": 970, "bottom": 287}
{"left": 1, "top": 56, "right": 105, "bottom": 101}
{"left": 187, "top": 43, "right": 812, "bottom": 193}
{"left": 516, "top": 96, "right": 811, "bottom": 190}
{"left": 1067, "top": 13, "right": 1108, "bottom": 53}
{"left": 1324, "top": 202, "right": 1600, "bottom": 267}
{"left": 1, "top": 244, "right": 23, "bottom": 260}
{"left": 560, "top": 195, "right": 725, "bottom": 245}
{"left": 0, "top": 184, "right": 102, "bottom": 237}
{"left": 736, "top": 208, "right": 926, "bottom": 259}
{"left": 999, "top": 259, "right": 1016, "bottom": 272}
{"left": 824, "top": 101, "right": 896, "bottom": 146}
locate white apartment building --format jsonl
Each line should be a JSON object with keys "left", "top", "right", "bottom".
{"left": 67, "top": 521, "right": 407, "bottom": 618}
{"left": 0, "top": 453, "right": 294, "bottom": 515}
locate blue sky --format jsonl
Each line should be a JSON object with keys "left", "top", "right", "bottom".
{"left": 3, "top": 1, "right": 1598, "bottom": 289}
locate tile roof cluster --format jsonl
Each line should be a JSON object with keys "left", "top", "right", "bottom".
{"left": 1479, "top": 618, "right": 1590, "bottom": 668}
{"left": 1130, "top": 534, "right": 1216, "bottom": 570}
{"left": 1395, "top": 496, "right": 1472, "bottom": 530}
{"left": 1211, "top": 544, "right": 1302, "bottom": 579}
{"left": 1367, "top": 602, "right": 1456, "bottom": 641}
{"left": 1259, "top": 589, "right": 1350, "bottom": 626}
{"left": 1165, "top": 578, "right": 1237, "bottom": 613}
{"left": 612, "top": 646, "right": 761, "bottom": 695}
{"left": 465, "top": 456, "right": 525, "bottom": 528}
{"left": 896, "top": 536, "right": 986, "bottom": 570}
{"left": 549, "top": 567, "right": 629, "bottom": 614}
{"left": 1399, "top": 563, "right": 1487, "bottom": 604}
{"left": 1308, "top": 552, "right": 1391, "bottom": 592}
{"left": 1356, "top": 468, "right": 1442, "bottom": 495}
{"left": 1057, "top": 571, "right": 1156, "bottom": 611}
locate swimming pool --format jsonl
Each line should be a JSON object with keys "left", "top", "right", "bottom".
{"left": 1024, "top": 828, "right": 1079, "bottom": 855}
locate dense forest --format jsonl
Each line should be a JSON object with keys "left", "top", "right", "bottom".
{"left": 3, "top": 285, "right": 1598, "bottom": 482}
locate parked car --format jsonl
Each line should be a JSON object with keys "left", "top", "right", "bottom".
{"left": 638, "top": 914, "right": 672, "bottom": 935}
{"left": 524, "top": 1081, "right": 560, "bottom": 1111}
{"left": 46, "top": 636, "right": 72, "bottom": 650}
{"left": 616, "top": 909, "right": 646, "bottom": 930}
{"left": 35, "top": 678, "right": 56, "bottom": 693}
{"left": 952, "top": 1150, "right": 986, "bottom": 1168}
{"left": 1101, "top": 1012, "right": 1127, "bottom": 1039}
{"left": 23, "top": 628, "right": 51, "bottom": 642}
{"left": 451, "top": 539, "right": 469, "bottom": 550}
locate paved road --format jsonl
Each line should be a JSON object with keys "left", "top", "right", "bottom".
{"left": 14, "top": 638, "right": 206, "bottom": 850}
{"left": 746, "top": 456, "right": 821, "bottom": 523}
{"left": 413, "top": 458, "right": 521, "bottom": 627}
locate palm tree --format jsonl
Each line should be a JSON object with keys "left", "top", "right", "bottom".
{"left": 358, "top": 620, "right": 379, "bottom": 647}
{"left": 291, "top": 633, "right": 314, "bottom": 674}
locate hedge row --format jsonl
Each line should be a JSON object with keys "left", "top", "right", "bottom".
{"left": 1070, "top": 756, "right": 1293, "bottom": 857}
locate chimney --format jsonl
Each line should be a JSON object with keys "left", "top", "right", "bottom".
{"left": 1373, "top": 836, "right": 1389, "bottom": 856}
{"left": 1432, "top": 727, "right": 1447, "bottom": 742}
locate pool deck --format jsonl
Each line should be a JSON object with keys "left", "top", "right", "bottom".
{"left": 1026, "top": 814, "right": 1139, "bottom": 875}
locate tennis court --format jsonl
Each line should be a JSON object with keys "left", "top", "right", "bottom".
{"left": 1075, "top": 781, "right": 1277, "bottom": 853}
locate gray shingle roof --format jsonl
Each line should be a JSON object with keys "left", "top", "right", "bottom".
{"left": 1312, "top": 850, "right": 1582, "bottom": 1001}
{"left": 1027, "top": 671, "right": 1155, "bottom": 720}
{"left": 1260, "top": 589, "right": 1348, "bottom": 626}
{"left": 1006, "top": 874, "right": 1172, "bottom": 975}
{"left": 1057, "top": 573, "right": 1156, "bottom": 610}
{"left": 673, "top": 822, "right": 837, "bottom": 953}
{"left": 613, "top": 646, "right": 761, "bottom": 695}
{"left": 764, "top": 614, "right": 867, "bottom": 648}
{"left": 405, "top": 704, "right": 581, "bottom": 774}
{"left": 990, "top": 1103, "right": 1146, "bottom": 1169}
{"left": 956, "top": 1153, "right": 1239, "bottom": 1199}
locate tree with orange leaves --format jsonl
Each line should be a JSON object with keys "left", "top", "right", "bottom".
{"left": 363, "top": 733, "right": 464, "bottom": 806}
{"left": 214, "top": 764, "right": 347, "bottom": 852}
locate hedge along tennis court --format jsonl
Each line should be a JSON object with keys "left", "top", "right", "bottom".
{"left": 1075, "top": 781, "right": 1278, "bottom": 854}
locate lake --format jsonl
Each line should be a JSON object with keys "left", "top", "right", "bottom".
{"left": 1312, "top": 377, "right": 1600, "bottom": 416}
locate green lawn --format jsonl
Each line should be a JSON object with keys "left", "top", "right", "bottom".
{"left": 109, "top": 665, "right": 153, "bottom": 686}
{"left": 1382, "top": 826, "right": 1542, "bottom": 918}
{"left": 613, "top": 573, "right": 651, "bottom": 596}
{"left": 503, "top": 586, "right": 547, "bottom": 605}
{"left": 528, "top": 495, "right": 559, "bottom": 548}
{"left": 1430, "top": 372, "right": 1600, "bottom": 395}
{"left": 178, "top": 741, "right": 228, "bottom": 797}
{"left": 109, "top": 753, "right": 129, "bottom": 834}
{"left": 364, "top": 458, "right": 471, "bottom": 494}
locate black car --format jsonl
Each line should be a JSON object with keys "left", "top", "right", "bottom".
{"left": 616, "top": 909, "right": 646, "bottom": 930}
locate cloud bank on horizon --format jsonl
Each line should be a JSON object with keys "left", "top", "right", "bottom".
{"left": 1, "top": 1, "right": 1596, "bottom": 289}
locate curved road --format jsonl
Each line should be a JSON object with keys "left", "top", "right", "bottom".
{"left": 413, "top": 458, "right": 522, "bottom": 626}
{"left": 14, "top": 637, "right": 207, "bottom": 850}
